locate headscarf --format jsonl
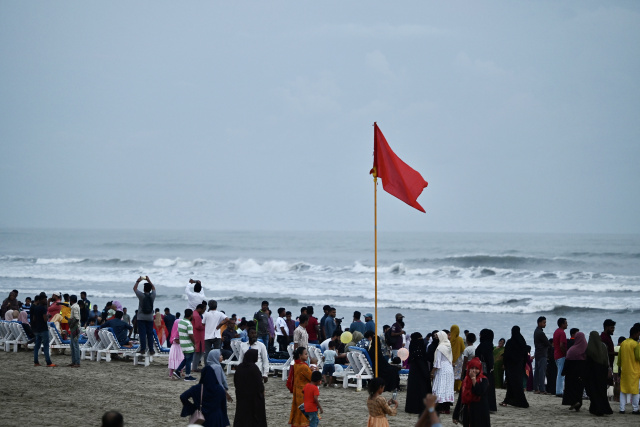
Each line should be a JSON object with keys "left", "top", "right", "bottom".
{"left": 4, "top": 310, "right": 14, "bottom": 320}
{"left": 566, "top": 332, "right": 587, "bottom": 361}
{"left": 242, "top": 348, "right": 259, "bottom": 366}
{"left": 436, "top": 331, "right": 453, "bottom": 363}
{"left": 474, "top": 329, "right": 494, "bottom": 371}
{"left": 450, "top": 325, "right": 465, "bottom": 362}
{"left": 426, "top": 331, "right": 439, "bottom": 364}
{"left": 207, "top": 349, "right": 229, "bottom": 390}
{"left": 111, "top": 300, "right": 123, "bottom": 311}
{"left": 461, "top": 357, "right": 486, "bottom": 404}
{"left": 18, "top": 311, "right": 28, "bottom": 323}
{"left": 586, "top": 331, "right": 609, "bottom": 366}
{"left": 347, "top": 331, "right": 364, "bottom": 349}
{"left": 408, "top": 332, "right": 427, "bottom": 363}
{"left": 169, "top": 320, "right": 180, "bottom": 344}
{"left": 504, "top": 326, "right": 527, "bottom": 365}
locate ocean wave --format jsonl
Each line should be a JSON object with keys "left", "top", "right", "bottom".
{"left": 153, "top": 258, "right": 211, "bottom": 268}
{"left": 36, "top": 257, "right": 86, "bottom": 265}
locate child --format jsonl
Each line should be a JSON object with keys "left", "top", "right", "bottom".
{"left": 367, "top": 377, "right": 398, "bottom": 427}
{"left": 322, "top": 341, "right": 337, "bottom": 387}
{"left": 302, "top": 371, "right": 324, "bottom": 427}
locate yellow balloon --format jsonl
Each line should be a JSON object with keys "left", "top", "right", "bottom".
{"left": 340, "top": 331, "right": 353, "bottom": 344}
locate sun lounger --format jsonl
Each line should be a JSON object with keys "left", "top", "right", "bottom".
{"left": 221, "top": 339, "right": 243, "bottom": 375}
{"left": 346, "top": 346, "right": 375, "bottom": 391}
{"left": 6, "top": 322, "right": 29, "bottom": 352}
{"left": 48, "top": 322, "right": 70, "bottom": 351}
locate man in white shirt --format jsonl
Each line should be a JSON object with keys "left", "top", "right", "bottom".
{"left": 275, "top": 307, "right": 290, "bottom": 352}
{"left": 239, "top": 327, "right": 270, "bottom": 383}
{"left": 294, "top": 314, "right": 309, "bottom": 351}
{"left": 202, "top": 299, "right": 230, "bottom": 360}
{"left": 185, "top": 279, "right": 206, "bottom": 311}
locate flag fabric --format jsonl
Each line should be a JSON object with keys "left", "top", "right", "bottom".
{"left": 370, "top": 122, "right": 428, "bottom": 212}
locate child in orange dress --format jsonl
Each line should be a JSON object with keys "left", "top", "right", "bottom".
{"left": 367, "top": 377, "right": 398, "bottom": 427}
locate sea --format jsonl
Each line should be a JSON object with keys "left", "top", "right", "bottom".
{"left": 1, "top": 228, "right": 638, "bottom": 343}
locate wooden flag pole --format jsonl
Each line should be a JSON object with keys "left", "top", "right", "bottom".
{"left": 374, "top": 170, "right": 379, "bottom": 378}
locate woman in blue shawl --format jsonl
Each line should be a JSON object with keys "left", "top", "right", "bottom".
{"left": 180, "top": 365, "right": 230, "bottom": 427}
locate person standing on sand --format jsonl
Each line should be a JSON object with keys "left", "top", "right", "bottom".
{"left": 233, "top": 348, "right": 267, "bottom": 427}
{"left": 254, "top": 300, "right": 271, "bottom": 346}
{"left": 239, "top": 327, "right": 270, "bottom": 382}
{"left": 474, "top": 329, "right": 497, "bottom": 413}
{"left": 289, "top": 347, "right": 313, "bottom": 427}
{"left": 163, "top": 307, "right": 175, "bottom": 337}
{"left": 31, "top": 293, "right": 56, "bottom": 367}
{"left": 203, "top": 300, "right": 230, "bottom": 359}
{"left": 191, "top": 303, "right": 206, "bottom": 372}
{"left": 174, "top": 308, "right": 197, "bottom": 382}
{"left": 133, "top": 276, "right": 156, "bottom": 355}
{"left": 276, "top": 307, "right": 290, "bottom": 351}
{"left": 323, "top": 307, "right": 337, "bottom": 341}
{"left": 366, "top": 377, "right": 398, "bottom": 427}
{"left": 431, "top": 331, "right": 455, "bottom": 414}
{"left": 305, "top": 306, "right": 320, "bottom": 345}
{"left": 561, "top": 331, "right": 587, "bottom": 411}
{"left": 617, "top": 323, "right": 640, "bottom": 414}
{"left": 294, "top": 314, "right": 309, "bottom": 352}
{"left": 500, "top": 326, "right": 529, "bottom": 408}
{"left": 66, "top": 294, "right": 81, "bottom": 367}
{"left": 584, "top": 331, "right": 613, "bottom": 416}
{"left": 600, "top": 319, "right": 617, "bottom": 372}
{"left": 533, "top": 316, "right": 550, "bottom": 395}
{"left": 450, "top": 325, "right": 465, "bottom": 392}
{"left": 553, "top": 317, "right": 568, "bottom": 397}
{"left": 492, "top": 338, "right": 505, "bottom": 389}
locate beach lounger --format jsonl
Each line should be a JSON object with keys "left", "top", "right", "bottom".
{"left": 280, "top": 343, "right": 296, "bottom": 380}
{"left": 6, "top": 322, "right": 29, "bottom": 352}
{"left": 48, "top": 322, "right": 70, "bottom": 352}
{"left": 0, "top": 321, "right": 13, "bottom": 351}
{"left": 346, "top": 346, "right": 375, "bottom": 391}
{"left": 269, "top": 342, "right": 294, "bottom": 378}
{"left": 99, "top": 327, "right": 140, "bottom": 363}
{"left": 96, "top": 328, "right": 119, "bottom": 362}
{"left": 152, "top": 330, "right": 170, "bottom": 356}
{"left": 221, "top": 339, "right": 243, "bottom": 375}
{"left": 81, "top": 326, "right": 101, "bottom": 361}
{"left": 399, "top": 368, "right": 409, "bottom": 383}
{"left": 307, "top": 345, "right": 324, "bottom": 371}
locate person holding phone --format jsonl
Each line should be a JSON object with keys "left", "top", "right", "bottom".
{"left": 366, "top": 377, "right": 398, "bottom": 427}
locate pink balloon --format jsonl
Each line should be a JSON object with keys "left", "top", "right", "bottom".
{"left": 398, "top": 347, "right": 409, "bottom": 361}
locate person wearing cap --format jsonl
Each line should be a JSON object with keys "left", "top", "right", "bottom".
{"left": 600, "top": 319, "right": 617, "bottom": 371}
{"left": 349, "top": 311, "right": 366, "bottom": 335}
{"left": 365, "top": 313, "right": 376, "bottom": 334}
{"left": 390, "top": 313, "right": 406, "bottom": 358}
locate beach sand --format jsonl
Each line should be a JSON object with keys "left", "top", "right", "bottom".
{"left": 1, "top": 349, "right": 637, "bottom": 427}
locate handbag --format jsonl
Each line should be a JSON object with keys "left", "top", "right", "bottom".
{"left": 188, "top": 385, "right": 205, "bottom": 425}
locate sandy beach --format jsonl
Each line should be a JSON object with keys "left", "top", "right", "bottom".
{"left": 1, "top": 348, "right": 638, "bottom": 427}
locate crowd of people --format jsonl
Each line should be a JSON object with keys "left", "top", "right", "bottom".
{"left": 3, "top": 279, "right": 640, "bottom": 427}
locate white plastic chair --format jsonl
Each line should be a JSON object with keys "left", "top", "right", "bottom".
{"left": 221, "top": 339, "right": 244, "bottom": 375}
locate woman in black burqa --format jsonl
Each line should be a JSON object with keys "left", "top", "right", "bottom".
{"left": 562, "top": 331, "right": 587, "bottom": 411}
{"left": 405, "top": 332, "right": 432, "bottom": 414}
{"left": 584, "top": 331, "right": 613, "bottom": 416}
{"left": 474, "top": 329, "right": 497, "bottom": 412}
{"left": 233, "top": 348, "right": 267, "bottom": 427}
{"left": 499, "top": 326, "right": 529, "bottom": 408}
{"left": 180, "top": 365, "right": 230, "bottom": 427}
{"left": 368, "top": 336, "right": 400, "bottom": 392}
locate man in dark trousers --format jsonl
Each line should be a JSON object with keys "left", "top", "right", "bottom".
{"left": 533, "top": 316, "right": 550, "bottom": 394}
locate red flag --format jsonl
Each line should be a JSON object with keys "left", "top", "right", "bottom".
{"left": 370, "top": 123, "right": 428, "bottom": 212}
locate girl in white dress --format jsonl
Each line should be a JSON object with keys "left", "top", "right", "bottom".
{"left": 431, "top": 330, "right": 455, "bottom": 414}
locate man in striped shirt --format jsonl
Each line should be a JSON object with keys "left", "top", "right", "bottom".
{"left": 173, "top": 309, "right": 197, "bottom": 381}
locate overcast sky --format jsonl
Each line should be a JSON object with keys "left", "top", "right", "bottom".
{"left": 1, "top": 1, "right": 638, "bottom": 233}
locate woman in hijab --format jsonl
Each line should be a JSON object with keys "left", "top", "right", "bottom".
{"left": 450, "top": 325, "right": 466, "bottom": 392}
{"left": 561, "top": 331, "right": 587, "bottom": 411}
{"left": 289, "top": 347, "right": 312, "bottom": 427}
{"left": 426, "top": 330, "right": 439, "bottom": 368}
{"left": 180, "top": 365, "right": 230, "bottom": 427}
{"left": 367, "top": 336, "right": 400, "bottom": 392}
{"left": 585, "top": 331, "right": 613, "bottom": 416}
{"left": 405, "top": 332, "right": 431, "bottom": 414}
{"left": 431, "top": 331, "right": 455, "bottom": 414}
{"left": 346, "top": 331, "right": 364, "bottom": 351}
{"left": 233, "top": 348, "right": 267, "bottom": 427}
{"left": 17, "top": 311, "right": 35, "bottom": 340}
{"left": 492, "top": 338, "right": 506, "bottom": 389}
{"left": 452, "top": 357, "right": 491, "bottom": 427}
{"left": 500, "top": 326, "right": 529, "bottom": 408}
{"left": 207, "top": 349, "right": 233, "bottom": 402}
{"left": 474, "top": 329, "right": 497, "bottom": 412}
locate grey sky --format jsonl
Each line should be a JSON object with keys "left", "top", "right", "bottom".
{"left": 1, "top": 1, "right": 638, "bottom": 233}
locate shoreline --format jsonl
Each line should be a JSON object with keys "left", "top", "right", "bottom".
{"left": 2, "top": 348, "right": 638, "bottom": 427}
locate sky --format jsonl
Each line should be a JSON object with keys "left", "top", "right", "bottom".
{"left": 1, "top": 1, "right": 639, "bottom": 233}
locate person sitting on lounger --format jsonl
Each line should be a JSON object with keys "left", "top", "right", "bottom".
{"left": 99, "top": 310, "right": 134, "bottom": 347}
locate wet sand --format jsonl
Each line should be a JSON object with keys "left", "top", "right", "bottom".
{"left": 1, "top": 348, "right": 637, "bottom": 426}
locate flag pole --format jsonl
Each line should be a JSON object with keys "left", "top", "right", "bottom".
{"left": 373, "top": 142, "right": 379, "bottom": 378}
